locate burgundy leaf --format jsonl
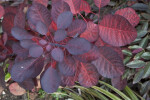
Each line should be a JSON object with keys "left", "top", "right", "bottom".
{"left": 111, "top": 76, "right": 127, "bottom": 90}
{"left": 95, "top": 37, "right": 123, "bottom": 59}
{"left": 92, "top": 46, "right": 124, "bottom": 78}
{"left": 11, "top": 27, "right": 33, "bottom": 40}
{"left": 12, "top": 42, "right": 29, "bottom": 58}
{"left": 54, "top": 29, "right": 67, "bottom": 42}
{"left": 27, "top": 3, "right": 51, "bottom": 26}
{"left": 14, "top": 10, "right": 25, "bottom": 28}
{"left": 99, "top": 14, "right": 137, "bottom": 46}
{"left": 51, "top": 1, "right": 70, "bottom": 23}
{"left": 57, "top": 11, "right": 73, "bottom": 29}
{"left": 94, "top": 0, "right": 110, "bottom": 8}
{"left": 115, "top": 7, "right": 140, "bottom": 27}
{"left": 0, "top": 67, "right": 6, "bottom": 88}
{"left": 29, "top": 45, "right": 43, "bottom": 58}
{"left": 4, "top": 6, "right": 17, "bottom": 15}
{"left": 79, "top": 63, "right": 99, "bottom": 87}
{"left": 61, "top": 61, "right": 80, "bottom": 86}
{"left": 65, "top": 38, "right": 91, "bottom": 55}
{"left": 58, "top": 56, "right": 76, "bottom": 76}
{"left": 74, "top": 45, "right": 99, "bottom": 62}
{"left": 39, "top": 39, "right": 47, "bottom": 45}
{"left": 20, "top": 39, "right": 36, "bottom": 49}
{"left": 80, "top": 0, "right": 91, "bottom": 13}
{"left": 2, "top": 13, "right": 15, "bottom": 35}
{"left": 18, "top": 79, "right": 35, "bottom": 90}
{"left": 80, "top": 21, "right": 99, "bottom": 42}
{"left": 10, "top": 57, "right": 44, "bottom": 82}
{"left": 36, "top": 21, "right": 48, "bottom": 35}
{"left": 9, "top": 82, "right": 26, "bottom": 96}
{"left": 33, "top": 0, "right": 49, "bottom": 7}
{"left": 67, "top": 19, "right": 87, "bottom": 37}
{"left": 63, "top": 0, "right": 81, "bottom": 14}
{"left": 0, "top": 5, "right": 4, "bottom": 18}
{"left": 2, "top": 32, "right": 7, "bottom": 45}
{"left": 51, "top": 48, "right": 64, "bottom": 62}
{"left": 40, "top": 67, "right": 61, "bottom": 93}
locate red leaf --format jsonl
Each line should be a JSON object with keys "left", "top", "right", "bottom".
{"left": 92, "top": 46, "right": 124, "bottom": 78}
{"left": 57, "top": 11, "right": 73, "bottom": 29}
{"left": 51, "top": 1, "right": 70, "bottom": 23}
{"left": 33, "top": 0, "right": 49, "bottom": 7}
{"left": 63, "top": 0, "right": 81, "bottom": 14}
{"left": 99, "top": 14, "right": 137, "bottom": 46}
{"left": 80, "top": 21, "right": 99, "bottom": 42}
{"left": 54, "top": 29, "right": 67, "bottom": 42}
{"left": 40, "top": 67, "right": 61, "bottom": 93}
{"left": 74, "top": 45, "right": 99, "bottom": 62}
{"left": 0, "top": 5, "right": 4, "bottom": 18}
{"left": 29, "top": 45, "right": 43, "bottom": 58}
{"left": 14, "top": 10, "right": 25, "bottom": 28}
{"left": 9, "top": 82, "right": 26, "bottom": 96}
{"left": 111, "top": 76, "right": 127, "bottom": 90}
{"left": 80, "top": 0, "right": 91, "bottom": 13}
{"left": 2, "top": 13, "right": 15, "bottom": 35}
{"left": 67, "top": 19, "right": 87, "bottom": 37}
{"left": 11, "top": 27, "right": 33, "bottom": 40}
{"left": 58, "top": 56, "right": 76, "bottom": 76}
{"left": 65, "top": 38, "right": 91, "bottom": 55}
{"left": 27, "top": 3, "right": 51, "bottom": 27}
{"left": 10, "top": 57, "right": 44, "bottom": 82}
{"left": 115, "top": 7, "right": 140, "bottom": 27}
{"left": 51, "top": 48, "right": 64, "bottom": 62}
{"left": 94, "top": 0, "right": 110, "bottom": 8}
{"left": 36, "top": 21, "right": 48, "bottom": 35}
{"left": 79, "top": 63, "right": 99, "bottom": 87}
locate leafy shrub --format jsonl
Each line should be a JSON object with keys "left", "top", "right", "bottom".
{"left": 0, "top": 0, "right": 140, "bottom": 93}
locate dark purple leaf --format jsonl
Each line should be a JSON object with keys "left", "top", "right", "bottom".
{"left": 20, "top": 39, "right": 36, "bottom": 49}
{"left": 27, "top": 3, "right": 51, "bottom": 26}
{"left": 54, "top": 29, "right": 67, "bottom": 42}
{"left": 14, "top": 10, "right": 25, "bottom": 28}
{"left": 65, "top": 38, "right": 91, "bottom": 55}
{"left": 18, "top": 79, "right": 35, "bottom": 90}
{"left": 57, "top": 11, "right": 73, "bottom": 29}
{"left": 51, "top": 48, "right": 64, "bottom": 62}
{"left": 12, "top": 42, "right": 29, "bottom": 58}
{"left": 2, "top": 32, "right": 8, "bottom": 45}
{"left": 111, "top": 76, "right": 127, "bottom": 90}
{"left": 80, "top": 21, "right": 99, "bottom": 42}
{"left": 79, "top": 63, "right": 99, "bottom": 87}
{"left": 11, "top": 57, "right": 44, "bottom": 82}
{"left": 58, "top": 56, "right": 76, "bottom": 76}
{"left": 29, "top": 45, "right": 43, "bottom": 58}
{"left": 92, "top": 46, "right": 124, "bottom": 78}
{"left": 51, "top": 1, "right": 70, "bottom": 23}
{"left": 74, "top": 45, "right": 99, "bottom": 62}
{"left": 40, "top": 67, "right": 61, "bottom": 93}
{"left": 33, "top": 0, "right": 49, "bottom": 7}
{"left": 67, "top": 19, "right": 87, "bottom": 37}
{"left": 36, "top": 21, "right": 48, "bottom": 35}
{"left": 11, "top": 27, "right": 33, "bottom": 40}
{"left": 99, "top": 14, "right": 137, "bottom": 46}
{"left": 2, "top": 13, "right": 15, "bottom": 35}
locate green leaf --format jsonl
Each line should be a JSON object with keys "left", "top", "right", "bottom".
{"left": 137, "top": 21, "right": 148, "bottom": 38}
{"left": 146, "top": 45, "right": 150, "bottom": 51}
{"left": 133, "top": 50, "right": 144, "bottom": 60}
{"left": 92, "top": 86, "right": 122, "bottom": 100}
{"left": 124, "top": 86, "right": 139, "bottom": 100}
{"left": 122, "top": 50, "right": 132, "bottom": 56}
{"left": 133, "top": 69, "right": 144, "bottom": 84}
{"left": 141, "top": 13, "right": 150, "bottom": 20}
{"left": 5, "top": 72, "right": 11, "bottom": 82}
{"left": 99, "top": 81, "right": 131, "bottom": 100}
{"left": 126, "top": 60, "right": 145, "bottom": 68}
{"left": 139, "top": 35, "right": 149, "bottom": 48}
{"left": 142, "top": 62, "right": 150, "bottom": 78}
{"left": 128, "top": 45, "right": 142, "bottom": 50}
{"left": 141, "top": 52, "right": 150, "bottom": 60}
{"left": 140, "top": 81, "right": 150, "bottom": 95}
{"left": 124, "top": 57, "right": 132, "bottom": 65}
